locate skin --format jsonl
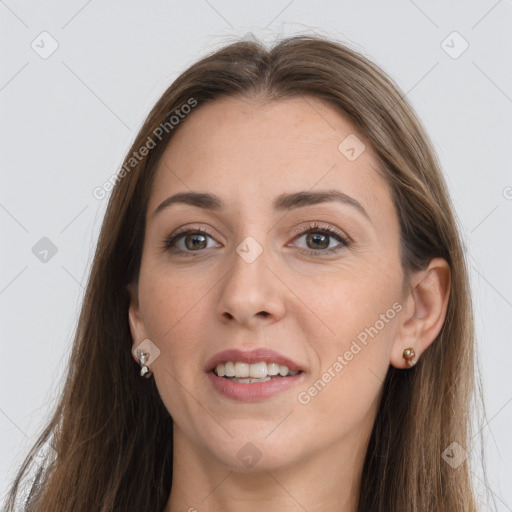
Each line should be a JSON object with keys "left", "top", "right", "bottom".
{"left": 127, "top": 95, "right": 451, "bottom": 512}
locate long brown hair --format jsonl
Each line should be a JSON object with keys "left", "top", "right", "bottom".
{"left": 3, "top": 34, "right": 492, "bottom": 511}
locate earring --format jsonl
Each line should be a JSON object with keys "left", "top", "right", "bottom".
{"left": 137, "top": 349, "right": 153, "bottom": 378}
{"left": 402, "top": 347, "right": 416, "bottom": 368}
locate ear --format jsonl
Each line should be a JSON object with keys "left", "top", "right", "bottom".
{"left": 127, "top": 281, "right": 149, "bottom": 365}
{"left": 390, "top": 257, "right": 451, "bottom": 369}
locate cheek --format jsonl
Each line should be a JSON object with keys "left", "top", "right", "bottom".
{"left": 139, "top": 273, "right": 211, "bottom": 419}
{"left": 138, "top": 271, "right": 211, "bottom": 381}
{"left": 295, "top": 359, "right": 384, "bottom": 449}
{"left": 139, "top": 268, "right": 201, "bottom": 335}
{"left": 303, "top": 266, "right": 401, "bottom": 346}
{"left": 295, "top": 294, "right": 399, "bottom": 441}
{"left": 298, "top": 268, "right": 402, "bottom": 412}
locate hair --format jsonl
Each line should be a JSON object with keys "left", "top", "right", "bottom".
{"left": 3, "top": 34, "right": 492, "bottom": 511}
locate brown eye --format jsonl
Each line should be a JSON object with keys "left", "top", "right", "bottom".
{"left": 292, "top": 222, "right": 350, "bottom": 257}
{"left": 305, "top": 232, "right": 330, "bottom": 250}
{"left": 182, "top": 233, "right": 208, "bottom": 250}
{"left": 162, "top": 228, "right": 219, "bottom": 255}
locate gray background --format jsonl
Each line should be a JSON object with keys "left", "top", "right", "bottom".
{"left": 1, "top": 1, "right": 511, "bottom": 509}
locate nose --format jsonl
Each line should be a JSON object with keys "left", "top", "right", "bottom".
{"left": 215, "top": 240, "right": 286, "bottom": 328}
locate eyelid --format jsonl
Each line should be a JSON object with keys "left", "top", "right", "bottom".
{"left": 290, "top": 221, "right": 350, "bottom": 242}
{"left": 161, "top": 225, "right": 219, "bottom": 253}
{"left": 288, "top": 222, "right": 351, "bottom": 256}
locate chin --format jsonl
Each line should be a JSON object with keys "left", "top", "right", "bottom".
{"left": 200, "top": 431, "right": 302, "bottom": 473}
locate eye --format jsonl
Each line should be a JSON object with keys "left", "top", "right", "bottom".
{"left": 290, "top": 222, "right": 350, "bottom": 257}
{"left": 161, "top": 222, "right": 350, "bottom": 257}
{"left": 161, "top": 227, "right": 220, "bottom": 256}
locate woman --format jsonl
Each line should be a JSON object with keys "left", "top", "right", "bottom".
{"left": 4, "top": 34, "right": 490, "bottom": 511}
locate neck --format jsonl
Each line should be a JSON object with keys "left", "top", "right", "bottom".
{"left": 164, "top": 427, "right": 369, "bottom": 512}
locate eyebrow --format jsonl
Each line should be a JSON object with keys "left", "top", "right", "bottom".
{"left": 152, "top": 189, "right": 371, "bottom": 222}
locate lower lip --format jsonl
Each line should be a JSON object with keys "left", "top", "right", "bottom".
{"left": 207, "top": 371, "right": 304, "bottom": 402}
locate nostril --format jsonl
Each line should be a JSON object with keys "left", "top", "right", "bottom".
{"left": 223, "top": 312, "right": 269, "bottom": 320}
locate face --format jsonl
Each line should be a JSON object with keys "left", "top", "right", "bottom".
{"left": 128, "top": 95, "right": 408, "bottom": 473}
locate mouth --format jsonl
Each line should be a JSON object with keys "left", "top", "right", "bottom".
{"left": 205, "top": 348, "right": 305, "bottom": 401}
{"left": 213, "top": 361, "right": 301, "bottom": 383}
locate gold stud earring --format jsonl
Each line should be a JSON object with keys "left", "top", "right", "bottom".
{"left": 402, "top": 347, "right": 416, "bottom": 368}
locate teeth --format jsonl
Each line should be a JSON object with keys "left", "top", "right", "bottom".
{"left": 251, "top": 377, "right": 271, "bottom": 383}
{"left": 234, "top": 362, "right": 250, "bottom": 378}
{"left": 230, "top": 377, "right": 272, "bottom": 383}
{"left": 214, "top": 361, "right": 300, "bottom": 379}
{"left": 267, "top": 363, "right": 280, "bottom": 376}
{"left": 216, "top": 363, "right": 226, "bottom": 377}
{"left": 249, "top": 362, "right": 267, "bottom": 378}
{"left": 225, "top": 361, "right": 235, "bottom": 377}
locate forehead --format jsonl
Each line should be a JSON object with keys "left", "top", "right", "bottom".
{"left": 148, "top": 95, "right": 394, "bottom": 224}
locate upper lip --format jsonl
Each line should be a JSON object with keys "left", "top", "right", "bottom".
{"left": 205, "top": 348, "right": 304, "bottom": 373}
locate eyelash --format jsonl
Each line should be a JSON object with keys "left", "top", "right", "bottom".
{"left": 161, "top": 222, "right": 351, "bottom": 258}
